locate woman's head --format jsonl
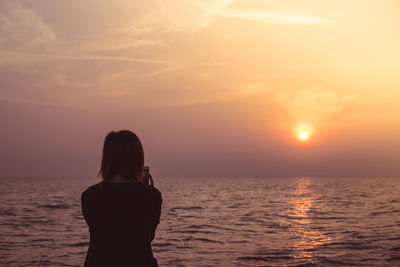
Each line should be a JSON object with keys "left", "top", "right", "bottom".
{"left": 99, "top": 130, "right": 144, "bottom": 181}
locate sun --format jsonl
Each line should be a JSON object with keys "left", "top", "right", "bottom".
{"left": 295, "top": 124, "right": 313, "bottom": 142}
{"left": 299, "top": 131, "right": 309, "bottom": 141}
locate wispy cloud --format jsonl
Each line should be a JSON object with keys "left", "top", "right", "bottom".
{"left": 79, "top": 25, "right": 171, "bottom": 52}
{"left": 62, "top": 54, "right": 174, "bottom": 65}
{"left": 0, "top": 50, "right": 174, "bottom": 65}
{"left": 101, "top": 64, "right": 181, "bottom": 83}
{"left": 220, "top": 9, "right": 333, "bottom": 24}
{"left": 158, "top": 0, "right": 234, "bottom": 31}
{"left": 77, "top": 38, "right": 171, "bottom": 52}
{"left": 51, "top": 74, "right": 92, "bottom": 88}
{"left": 0, "top": 3, "right": 57, "bottom": 50}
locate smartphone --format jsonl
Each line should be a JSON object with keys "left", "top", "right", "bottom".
{"left": 142, "top": 166, "right": 150, "bottom": 185}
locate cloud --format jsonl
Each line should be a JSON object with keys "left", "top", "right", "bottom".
{"left": 78, "top": 25, "right": 172, "bottom": 52}
{"left": 51, "top": 74, "right": 92, "bottom": 88}
{"left": 0, "top": 50, "right": 174, "bottom": 65}
{"left": 275, "top": 86, "right": 361, "bottom": 122}
{"left": 65, "top": 54, "right": 174, "bottom": 65}
{"left": 78, "top": 38, "right": 171, "bottom": 52}
{"left": 101, "top": 64, "right": 181, "bottom": 83}
{"left": 0, "top": 3, "right": 57, "bottom": 50}
{"left": 157, "top": 0, "right": 234, "bottom": 31}
{"left": 220, "top": 9, "right": 333, "bottom": 24}
{"left": 140, "top": 1, "right": 333, "bottom": 32}
{"left": 0, "top": 2, "right": 172, "bottom": 64}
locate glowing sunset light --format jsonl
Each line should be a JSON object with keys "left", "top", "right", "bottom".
{"left": 295, "top": 125, "right": 313, "bottom": 142}
{"left": 299, "top": 132, "right": 309, "bottom": 141}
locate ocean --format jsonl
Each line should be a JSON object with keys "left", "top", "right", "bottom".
{"left": 1, "top": 176, "right": 400, "bottom": 266}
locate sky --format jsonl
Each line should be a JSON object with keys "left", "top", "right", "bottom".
{"left": 0, "top": 0, "right": 399, "bottom": 178}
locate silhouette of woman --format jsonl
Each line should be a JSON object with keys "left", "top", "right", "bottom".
{"left": 81, "top": 130, "right": 162, "bottom": 267}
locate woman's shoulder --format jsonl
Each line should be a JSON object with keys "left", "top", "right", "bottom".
{"left": 134, "top": 183, "right": 162, "bottom": 201}
{"left": 123, "top": 180, "right": 161, "bottom": 196}
{"left": 148, "top": 186, "right": 162, "bottom": 200}
{"left": 81, "top": 182, "right": 102, "bottom": 199}
{"left": 81, "top": 181, "right": 161, "bottom": 200}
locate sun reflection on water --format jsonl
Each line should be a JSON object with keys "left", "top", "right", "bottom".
{"left": 286, "top": 177, "right": 332, "bottom": 260}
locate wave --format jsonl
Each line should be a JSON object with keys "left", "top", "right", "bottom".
{"left": 67, "top": 242, "right": 89, "bottom": 247}
{"left": 38, "top": 204, "right": 70, "bottom": 209}
{"left": 170, "top": 206, "right": 203, "bottom": 212}
{"left": 237, "top": 255, "right": 294, "bottom": 262}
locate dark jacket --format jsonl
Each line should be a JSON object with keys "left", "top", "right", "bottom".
{"left": 81, "top": 181, "right": 162, "bottom": 267}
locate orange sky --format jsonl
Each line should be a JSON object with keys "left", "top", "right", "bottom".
{"left": 0, "top": 0, "right": 399, "bottom": 177}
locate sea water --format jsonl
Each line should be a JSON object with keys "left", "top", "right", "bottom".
{"left": 1, "top": 176, "right": 400, "bottom": 266}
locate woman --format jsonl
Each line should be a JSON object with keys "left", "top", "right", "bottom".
{"left": 81, "top": 130, "right": 162, "bottom": 267}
